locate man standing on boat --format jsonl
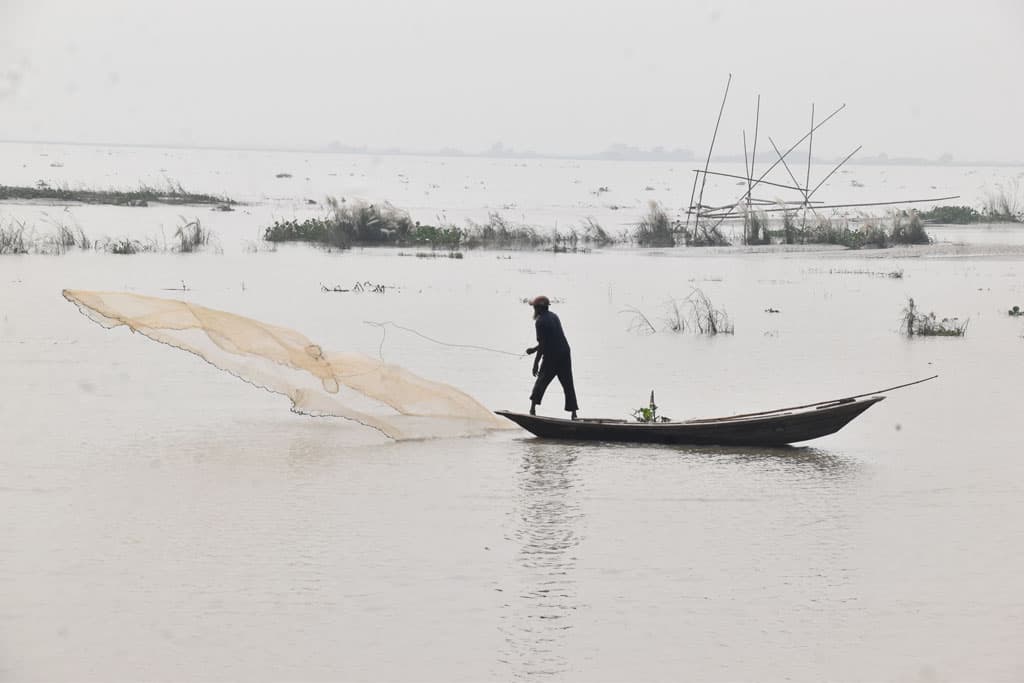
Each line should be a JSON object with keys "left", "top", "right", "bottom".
{"left": 526, "top": 296, "right": 579, "bottom": 419}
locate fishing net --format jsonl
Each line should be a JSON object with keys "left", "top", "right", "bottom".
{"left": 62, "top": 289, "right": 511, "bottom": 440}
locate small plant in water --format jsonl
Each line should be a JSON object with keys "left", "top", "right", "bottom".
{"left": 1009, "top": 305, "right": 1023, "bottom": 317}
{"left": 632, "top": 390, "right": 671, "bottom": 423}
{"left": 900, "top": 297, "right": 968, "bottom": 337}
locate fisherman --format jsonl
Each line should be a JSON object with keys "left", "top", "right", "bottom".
{"left": 525, "top": 295, "right": 579, "bottom": 419}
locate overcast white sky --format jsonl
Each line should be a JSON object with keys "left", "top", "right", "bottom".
{"left": 2, "top": 0, "right": 1022, "bottom": 161}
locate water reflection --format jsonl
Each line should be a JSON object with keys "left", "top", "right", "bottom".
{"left": 536, "top": 438, "right": 859, "bottom": 478}
{"left": 498, "top": 442, "right": 583, "bottom": 680}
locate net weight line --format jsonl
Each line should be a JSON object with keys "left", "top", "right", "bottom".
{"left": 364, "top": 320, "right": 525, "bottom": 361}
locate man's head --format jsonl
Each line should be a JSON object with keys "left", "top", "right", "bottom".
{"left": 530, "top": 295, "right": 550, "bottom": 319}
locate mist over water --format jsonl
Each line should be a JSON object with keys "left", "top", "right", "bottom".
{"left": 2, "top": 144, "right": 1024, "bottom": 681}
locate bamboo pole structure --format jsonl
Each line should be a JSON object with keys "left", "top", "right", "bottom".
{"left": 686, "top": 73, "right": 732, "bottom": 235}
{"left": 705, "top": 103, "right": 846, "bottom": 232}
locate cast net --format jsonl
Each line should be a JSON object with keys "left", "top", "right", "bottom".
{"left": 63, "top": 289, "right": 511, "bottom": 440}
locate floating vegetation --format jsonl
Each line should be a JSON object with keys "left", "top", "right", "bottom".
{"left": 275, "top": 172, "right": 293, "bottom": 179}
{"left": 918, "top": 205, "right": 981, "bottom": 224}
{"left": 900, "top": 297, "right": 968, "bottom": 337}
{"left": 321, "top": 281, "right": 392, "bottom": 294}
{"left": 264, "top": 199, "right": 617, "bottom": 251}
{"left": 773, "top": 211, "right": 927, "bottom": 248}
{"left": 104, "top": 237, "right": 159, "bottom": 255}
{"left": 1009, "top": 305, "right": 1023, "bottom": 317}
{"left": 0, "top": 180, "right": 234, "bottom": 207}
{"left": 811, "top": 267, "right": 904, "bottom": 279}
{"left": 397, "top": 250, "right": 464, "bottom": 259}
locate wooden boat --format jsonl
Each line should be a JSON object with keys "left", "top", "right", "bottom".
{"left": 496, "top": 377, "right": 936, "bottom": 447}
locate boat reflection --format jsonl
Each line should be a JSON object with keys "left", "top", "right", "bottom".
{"left": 498, "top": 442, "right": 583, "bottom": 679}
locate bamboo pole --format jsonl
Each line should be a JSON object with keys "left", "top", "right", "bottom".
{"left": 803, "top": 103, "right": 815, "bottom": 227}
{"left": 684, "top": 376, "right": 939, "bottom": 423}
{"left": 689, "top": 73, "right": 732, "bottom": 235}
{"left": 807, "top": 145, "right": 862, "bottom": 199}
{"left": 768, "top": 136, "right": 809, "bottom": 200}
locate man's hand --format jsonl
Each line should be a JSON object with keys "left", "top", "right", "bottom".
{"left": 532, "top": 364, "right": 539, "bottom": 378}
{"left": 526, "top": 346, "right": 537, "bottom": 355}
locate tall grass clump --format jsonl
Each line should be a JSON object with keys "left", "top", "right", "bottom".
{"left": 681, "top": 219, "right": 730, "bottom": 247}
{"left": 173, "top": 217, "right": 212, "bottom": 253}
{"left": 900, "top": 297, "right": 968, "bottom": 337}
{"left": 462, "top": 213, "right": 547, "bottom": 249}
{"left": 580, "top": 217, "right": 614, "bottom": 246}
{"left": 0, "top": 219, "right": 29, "bottom": 254}
{"left": 981, "top": 180, "right": 1022, "bottom": 222}
{"left": 48, "top": 223, "right": 91, "bottom": 253}
{"left": 633, "top": 201, "right": 676, "bottom": 247}
{"left": 685, "top": 288, "right": 734, "bottom": 335}
{"left": 623, "top": 288, "right": 734, "bottom": 336}
{"left": 264, "top": 198, "right": 417, "bottom": 249}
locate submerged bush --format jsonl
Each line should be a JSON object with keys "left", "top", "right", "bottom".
{"left": 890, "top": 211, "right": 930, "bottom": 245}
{"left": 900, "top": 297, "right": 968, "bottom": 337}
{"left": 633, "top": 201, "right": 676, "bottom": 247}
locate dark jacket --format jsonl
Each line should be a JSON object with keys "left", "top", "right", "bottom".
{"left": 534, "top": 310, "right": 570, "bottom": 360}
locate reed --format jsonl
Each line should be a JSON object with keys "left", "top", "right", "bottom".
{"left": 981, "top": 180, "right": 1022, "bottom": 222}
{"left": 633, "top": 201, "right": 676, "bottom": 247}
{"left": 0, "top": 219, "right": 29, "bottom": 254}
{"left": 173, "top": 218, "right": 212, "bottom": 253}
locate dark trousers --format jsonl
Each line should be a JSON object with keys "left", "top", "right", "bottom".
{"left": 530, "top": 353, "right": 579, "bottom": 412}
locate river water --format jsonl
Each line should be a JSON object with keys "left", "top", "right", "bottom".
{"left": 2, "top": 143, "right": 1023, "bottom": 681}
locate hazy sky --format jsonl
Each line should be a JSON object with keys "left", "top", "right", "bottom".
{"left": 2, "top": 0, "right": 1022, "bottom": 161}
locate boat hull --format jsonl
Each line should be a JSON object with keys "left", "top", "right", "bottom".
{"left": 495, "top": 396, "right": 884, "bottom": 447}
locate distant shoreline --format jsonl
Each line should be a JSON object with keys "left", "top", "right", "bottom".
{"left": 1, "top": 138, "right": 1021, "bottom": 169}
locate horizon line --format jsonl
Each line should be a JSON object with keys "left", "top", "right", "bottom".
{"left": 1, "top": 137, "right": 1021, "bottom": 168}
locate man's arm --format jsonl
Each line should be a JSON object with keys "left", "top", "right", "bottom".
{"left": 530, "top": 319, "right": 546, "bottom": 376}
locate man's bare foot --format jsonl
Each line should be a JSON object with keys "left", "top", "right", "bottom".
{"left": 571, "top": 411, "right": 578, "bottom": 420}
{"left": 529, "top": 403, "right": 537, "bottom": 416}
